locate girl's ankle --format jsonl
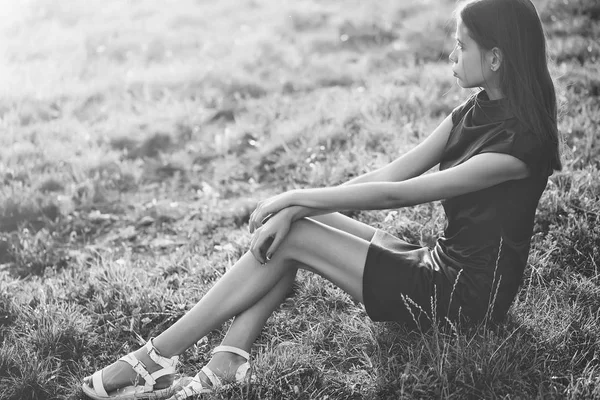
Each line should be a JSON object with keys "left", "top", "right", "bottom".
{"left": 207, "top": 352, "right": 247, "bottom": 379}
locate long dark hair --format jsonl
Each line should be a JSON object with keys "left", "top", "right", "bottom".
{"left": 459, "top": 0, "right": 562, "bottom": 171}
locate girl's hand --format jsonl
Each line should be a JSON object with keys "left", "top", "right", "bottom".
{"left": 249, "top": 210, "right": 293, "bottom": 264}
{"left": 249, "top": 191, "right": 295, "bottom": 234}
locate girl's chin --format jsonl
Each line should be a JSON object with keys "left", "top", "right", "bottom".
{"left": 456, "top": 79, "right": 476, "bottom": 89}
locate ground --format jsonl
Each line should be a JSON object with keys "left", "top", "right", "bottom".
{"left": 0, "top": 0, "right": 599, "bottom": 399}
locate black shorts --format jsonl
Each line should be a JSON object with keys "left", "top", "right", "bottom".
{"left": 362, "top": 230, "right": 460, "bottom": 329}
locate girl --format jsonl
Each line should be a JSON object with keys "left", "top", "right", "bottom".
{"left": 82, "top": 0, "right": 561, "bottom": 398}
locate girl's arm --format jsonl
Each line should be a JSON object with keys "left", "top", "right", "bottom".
{"left": 262, "top": 114, "right": 456, "bottom": 226}
{"left": 343, "top": 115, "right": 454, "bottom": 184}
{"left": 250, "top": 152, "right": 529, "bottom": 226}
{"left": 248, "top": 114, "right": 455, "bottom": 257}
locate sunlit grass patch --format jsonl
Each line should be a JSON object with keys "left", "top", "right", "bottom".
{"left": 541, "top": 0, "right": 600, "bottom": 23}
{"left": 550, "top": 35, "right": 600, "bottom": 65}
{"left": 0, "top": 196, "right": 60, "bottom": 234}
{"left": 0, "top": 282, "right": 98, "bottom": 399}
{"left": 19, "top": 302, "right": 93, "bottom": 367}
{"left": 534, "top": 168, "right": 600, "bottom": 278}
{"left": 0, "top": 289, "right": 17, "bottom": 338}
{"left": 288, "top": 10, "right": 331, "bottom": 32}
{"left": 543, "top": 0, "right": 599, "bottom": 66}
{"left": 3, "top": 228, "right": 69, "bottom": 278}
{"left": 0, "top": 343, "right": 60, "bottom": 400}
{"left": 514, "top": 282, "right": 600, "bottom": 393}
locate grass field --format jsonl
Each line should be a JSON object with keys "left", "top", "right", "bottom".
{"left": 0, "top": 0, "right": 599, "bottom": 398}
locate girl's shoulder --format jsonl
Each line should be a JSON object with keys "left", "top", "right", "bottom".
{"left": 451, "top": 93, "right": 478, "bottom": 126}
{"left": 444, "top": 99, "right": 552, "bottom": 176}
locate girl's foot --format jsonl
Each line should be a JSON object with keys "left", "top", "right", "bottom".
{"left": 195, "top": 351, "right": 247, "bottom": 387}
{"left": 168, "top": 346, "right": 251, "bottom": 400}
{"left": 82, "top": 339, "right": 179, "bottom": 399}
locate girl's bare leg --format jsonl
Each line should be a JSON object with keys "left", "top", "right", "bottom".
{"left": 202, "top": 268, "right": 297, "bottom": 383}
{"left": 218, "top": 212, "right": 375, "bottom": 351}
{"left": 89, "top": 214, "right": 375, "bottom": 392}
{"left": 206, "top": 213, "right": 376, "bottom": 381}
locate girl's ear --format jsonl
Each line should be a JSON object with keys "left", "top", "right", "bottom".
{"left": 490, "top": 47, "right": 503, "bottom": 72}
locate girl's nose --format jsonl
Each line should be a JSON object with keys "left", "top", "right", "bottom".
{"left": 449, "top": 48, "right": 456, "bottom": 63}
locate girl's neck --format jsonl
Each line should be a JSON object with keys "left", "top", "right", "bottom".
{"left": 482, "top": 86, "right": 504, "bottom": 101}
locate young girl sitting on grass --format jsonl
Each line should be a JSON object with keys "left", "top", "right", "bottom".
{"left": 82, "top": 0, "right": 562, "bottom": 398}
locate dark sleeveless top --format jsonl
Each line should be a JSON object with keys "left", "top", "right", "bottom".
{"left": 432, "top": 91, "right": 552, "bottom": 322}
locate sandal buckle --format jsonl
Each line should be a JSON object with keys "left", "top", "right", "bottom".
{"left": 146, "top": 337, "right": 178, "bottom": 370}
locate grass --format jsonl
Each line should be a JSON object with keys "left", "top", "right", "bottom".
{"left": 0, "top": 0, "right": 598, "bottom": 398}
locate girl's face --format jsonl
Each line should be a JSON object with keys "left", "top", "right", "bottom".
{"left": 449, "top": 20, "right": 496, "bottom": 91}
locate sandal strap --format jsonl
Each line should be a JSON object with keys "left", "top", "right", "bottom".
{"left": 211, "top": 345, "right": 250, "bottom": 361}
{"left": 234, "top": 361, "right": 251, "bottom": 383}
{"left": 171, "top": 373, "right": 212, "bottom": 400}
{"left": 151, "top": 367, "right": 176, "bottom": 382}
{"left": 200, "top": 365, "right": 223, "bottom": 388}
{"left": 145, "top": 338, "right": 179, "bottom": 370}
{"left": 91, "top": 370, "right": 109, "bottom": 397}
{"left": 120, "top": 354, "right": 155, "bottom": 389}
{"left": 168, "top": 360, "right": 251, "bottom": 400}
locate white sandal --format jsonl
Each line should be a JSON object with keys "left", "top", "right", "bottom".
{"left": 82, "top": 338, "right": 180, "bottom": 400}
{"left": 167, "top": 345, "right": 251, "bottom": 400}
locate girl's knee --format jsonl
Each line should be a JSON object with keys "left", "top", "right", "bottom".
{"left": 285, "top": 218, "right": 314, "bottom": 243}
{"left": 255, "top": 219, "right": 313, "bottom": 269}
{"left": 276, "top": 219, "right": 319, "bottom": 261}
